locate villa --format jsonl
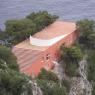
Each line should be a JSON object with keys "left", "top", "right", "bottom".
{"left": 12, "top": 21, "right": 78, "bottom": 76}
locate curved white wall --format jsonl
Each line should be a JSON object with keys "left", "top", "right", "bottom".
{"left": 30, "top": 33, "right": 69, "bottom": 47}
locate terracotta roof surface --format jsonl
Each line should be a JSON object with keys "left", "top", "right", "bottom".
{"left": 33, "top": 21, "right": 76, "bottom": 39}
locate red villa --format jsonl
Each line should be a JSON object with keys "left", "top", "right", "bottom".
{"left": 12, "top": 21, "right": 78, "bottom": 76}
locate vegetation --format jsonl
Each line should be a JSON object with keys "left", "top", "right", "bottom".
{"left": 65, "top": 62, "right": 79, "bottom": 77}
{"left": 77, "top": 19, "right": 95, "bottom": 95}
{"left": 5, "top": 19, "right": 36, "bottom": 44}
{"left": 92, "top": 83, "right": 95, "bottom": 95}
{"left": 58, "top": 19, "right": 95, "bottom": 94}
{"left": 86, "top": 51, "right": 95, "bottom": 95}
{"left": 37, "top": 79, "right": 67, "bottom": 95}
{"left": 61, "top": 45, "right": 83, "bottom": 64}
{"left": 0, "top": 45, "right": 18, "bottom": 71}
{"left": 61, "top": 79, "right": 71, "bottom": 92}
{"left": 1, "top": 12, "right": 95, "bottom": 94}
{"left": 37, "top": 69, "right": 70, "bottom": 95}
{"left": 4, "top": 11, "right": 58, "bottom": 45}
{"left": 60, "top": 45, "right": 83, "bottom": 77}
{"left": 0, "top": 32, "right": 9, "bottom": 40}
{"left": 38, "top": 68, "right": 59, "bottom": 83}
{"left": 0, "top": 68, "right": 33, "bottom": 95}
{"left": 87, "top": 51, "right": 95, "bottom": 82}
{"left": 26, "top": 11, "right": 58, "bottom": 30}
{"left": 77, "top": 19, "right": 95, "bottom": 49}
{"left": 0, "top": 46, "right": 33, "bottom": 95}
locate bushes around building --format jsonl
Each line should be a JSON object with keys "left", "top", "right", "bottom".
{"left": 37, "top": 68, "right": 59, "bottom": 83}
{"left": 61, "top": 79, "right": 71, "bottom": 92}
{"left": 0, "top": 45, "right": 33, "bottom": 95}
{"left": 4, "top": 11, "right": 58, "bottom": 45}
{"left": 77, "top": 19, "right": 95, "bottom": 50}
{"left": 87, "top": 51, "right": 95, "bottom": 82}
{"left": 37, "top": 79, "right": 67, "bottom": 95}
{"left": 60, "top": 45, "right": 83, "bottom": 77}
{"left": 37, "top": 68, "right": 69, "bottom": 95}
{"left": 87, "top": 52, "right": 95, "bottom": 95}
{"left": 77, "top": 19, "right": 95, "bottom": 95}
{"left": 0, "top": 45, "right": 18, "bottom": 71}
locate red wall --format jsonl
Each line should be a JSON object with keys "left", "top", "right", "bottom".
{"left": 20, "top": 51, "right": 54, "bottom": 76}
{"left": 20, "top": 31, "right": 79, "bottom": 76}
{"left": 44, "top": 31, "right": 79, "bottom": 61}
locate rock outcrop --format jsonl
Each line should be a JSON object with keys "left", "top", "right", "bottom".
{"left": 69, "top": 60, "right": 92, "bottom": 95}
{"left": 53, "top": 59, "right": 92, "bottom": 95}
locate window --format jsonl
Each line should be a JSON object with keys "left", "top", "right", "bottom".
{"left": 46, "top": 54, "right": 50, "bottom": 61}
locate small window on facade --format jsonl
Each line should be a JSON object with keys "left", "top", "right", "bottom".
{"left": 46, "top": 54, "right": 50, "bottom": 61}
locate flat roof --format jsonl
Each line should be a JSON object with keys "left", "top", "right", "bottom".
{"left": 14, "top": 39, "right": 48, "bottom": 51}
{"left": 14, "top": 20, "right": 76, "bottom": 50}
{"left": 33, "top": 21, "right": 76, "bottom": 39}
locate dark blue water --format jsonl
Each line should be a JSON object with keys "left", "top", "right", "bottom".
{"left": 0, "top": 0, "right": 95, "bottom": 30}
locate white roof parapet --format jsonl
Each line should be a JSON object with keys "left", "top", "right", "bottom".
{"left": 30, "top": 33, "right": 69, "bottom": 47}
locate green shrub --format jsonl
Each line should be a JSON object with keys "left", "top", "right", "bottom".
{"left": 60, "top": 45, "right": 83, "bottom": 64}
{"left": 37, "top": 79, "right": 67, "bottom": 95}
{"left": 65, "top": 63, "right": 79, "bottom": 77}
{"left": 92, "top": 83, "right": 95, "bottom": 95}
{"left": 87, "top": 52, "right": 95, "bottom": 82}
{"left": 0, "top": 45, "right": 19, "bottom": 71}
{"left": 38, "top": 68, "right": 59, "bottom": 83}
{"left": 0, "top": 69, "right": 33, "bottom": 95}
{"left": 61, "top": 79, "right": 71, "bottom": 92}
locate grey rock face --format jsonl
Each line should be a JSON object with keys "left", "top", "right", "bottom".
{"left": 31, "top": 81, "right": 43, "bottom": 95}
{"left": 69, "top": 60, "right": 92, "bottom": 95}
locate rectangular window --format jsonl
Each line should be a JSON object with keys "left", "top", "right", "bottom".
{"left": 46, "top": 54, "right": 50, "bottom": 61}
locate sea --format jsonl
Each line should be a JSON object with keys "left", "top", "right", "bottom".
{"left": 0, "top": 0, "right": 95, "bottom": 30}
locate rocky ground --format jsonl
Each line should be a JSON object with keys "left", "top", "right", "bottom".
{"left": 53, "top": 59, "right": 92, "bottom": 95}
{"left": 52, "top": 61, "right": 64, "bottom": 80}
{"left": 69, "top": 60, "right": 92, "bottom": 95}
{"left": 29, "top": 80, "right": 43, "bottom": 95}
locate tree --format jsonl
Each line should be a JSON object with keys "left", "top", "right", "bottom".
{"left": 60, "top": 45, "right": 83, "bottom": 64}
{"left": 26, "top": 11, "right": 58, "bottom": 27}
{"left": 76, "top": 19, "right": 95, "bottom": 49}
{"left": 0, "top": 45, "right": 18, "bottom": 71}
{"left": 0, "top": 45, "right": 33, "bottom": 95}
{"left": 60, "top": 45, "right": 83, "bottom": 77}
{"left": 27, "top": 11, "right": 58, "bottom": 35}
{"left": 5, "top": 19, "right": 36, "bottom": 44}
{"left": 87, "top": 33, "right": 95, "bottom": 49}
{"left": 92, "top": 83, "right": 95, "bottom": 95}
{"left": 87, "top": 51, "right": 95, "bottom": 95}
{"left": 61, "top": 79, "right": 71, "bottom": 92}
{"left": 5, "top": 19, "right": 35, "bottom": 33}
{"left": 37, "top": 79, "right": 67, "bottom": 95}
{"left": 38, "top": 68, "right": 59, "bottom": 83}
{"left": 0, "top": 32, "right": 9, "bottom": 40}
{"left": 87, "top": 51, "right": 95, "bottom": 82}
{"left": 0, "top": 68, "right": 33, "bottom": 95}
{"left": 5, "top": 11, "right": 58, "bottom": 44}
{"left": 52, "top": 84, "right": 67, "bottom": 95}
{"left": 77, "top": 19, "right": 94, "bottom": 34}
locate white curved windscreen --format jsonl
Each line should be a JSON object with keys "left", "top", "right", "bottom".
{"left": 30, "top": 34, "right": 69, "bottom": 47}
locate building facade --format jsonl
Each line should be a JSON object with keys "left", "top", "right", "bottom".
{"left": 12, "top": 21, "right": 78, "bottom": 76}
